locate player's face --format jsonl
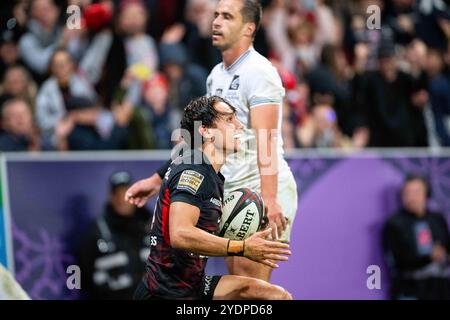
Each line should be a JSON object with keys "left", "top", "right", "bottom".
{"left": 212, "top": 0, "right": 248, "bottom": 51}
{"left": 210, "top": 101, "right": 243, "bottom": 153}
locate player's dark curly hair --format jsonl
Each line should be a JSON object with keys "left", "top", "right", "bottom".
{"left": 180, "top": 96, "right": 236, "bottom": 149}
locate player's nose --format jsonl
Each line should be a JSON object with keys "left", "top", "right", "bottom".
{"left": 234, "top": 118, "right": 244, "bottom": 130}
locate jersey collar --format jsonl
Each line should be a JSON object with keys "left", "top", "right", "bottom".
{"left": 222, "top": 47, "right": 254, "bottom": 72}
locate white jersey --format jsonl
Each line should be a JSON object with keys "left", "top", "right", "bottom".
{"left": 206, "top": 48, "right": 292, "bottom": 188}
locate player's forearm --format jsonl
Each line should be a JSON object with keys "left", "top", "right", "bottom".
{"left": 260, "top": 172, "right": 278, "bottom": 202}
{"left": 171, "top": 226, "right": 235, "bottom": 257}
{"left": 256, "top": 129, "right": 279, "bottom": 202}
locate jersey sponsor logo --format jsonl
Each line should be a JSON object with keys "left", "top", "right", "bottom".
{"left": 177, "top": 170, "right": 205, "bottom": 194}
{"left": 228, "top": 75, "right": 240, "bottom": 90}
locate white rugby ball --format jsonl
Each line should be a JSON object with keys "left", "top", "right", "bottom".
{"left": 218, "top": 188, "right": 265, "bottom": 240}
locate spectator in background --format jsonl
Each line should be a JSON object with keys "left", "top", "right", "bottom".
{"left": 342, "top": 0, "right": 392, "bottom": 72}
{"left": 77, "top": 171, "right": 151, "bottom": 300}
{"left": 297, "top": 104, "right": 352, "bottom": 148}
{"left": 0, "top": 99, "right": 40, "bottom": 151}
{"left": 118, "top": 0, "right": 158, "bottom": 74}
{"left": 117, "top": 0, "right": 159, "bottom": 105}
{"left": 183, "top": 0, "right": 221, "bottom": 72}
{"left": 158, "top": 41, "right": 207, "bottom": 111}
{"left": 305, "top": 44, "right": 355, "bottom": 137}
{"left": 18, "top": 0, "right": 79, "bottom": 81}
{"left": 141, "top": 73, "right": 179, "bottom": 149}
{"left": 55, "top": 96, "right": 131, "bottom": 151}
{"left": 427, "top": 48, "right": 450, "bottom": 146}
{"left": 358, "top": 42, "right": 428, "bottom": 147}
{"left": 0, "top": 65, "right": 37, "bottom": 111}
{"left": 383, "top": 174, "right": 450, "bottom": 300}
{"left": 36, "top": 48, "right": 96, "bottom": 149}
{"left": 111, "top": 88, "right": 155, "bottom": 150}
{"left": 0, "top": 26, "right": 25, "bottom": 82}
{"left": 266, "top": 0, "right": 330, "bottom": 75}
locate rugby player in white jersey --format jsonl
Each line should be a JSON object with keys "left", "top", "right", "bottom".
{"left": 125, "top": 0, "right": 298, "bottom": 282}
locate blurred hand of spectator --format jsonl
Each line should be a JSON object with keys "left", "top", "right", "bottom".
{"left": 55, "top": 115, "right": 75, "bottom": 149}
{"left": 113, "top": 101, "right": 133, "bottom": 127}
{"left": 161, "top": 24, "right": 186, "bottom": 44}
{"left": 411, "top": 89, "right": 429, "bottom": 110}
{"left": 352, "top": 127, "right": 370, "bottom": 149}
{"left": 59, "top": 27, "right": 85, "bottom": 48}
{"left": 438, "top": 18, "right": 450, "bottom": 40}
{"left": 431, "top": 243, "right": 448, "bottom": 263}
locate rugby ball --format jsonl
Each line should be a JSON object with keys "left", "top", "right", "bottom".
{"left": 218, "top": 188, "right": 265, "bottom": 240}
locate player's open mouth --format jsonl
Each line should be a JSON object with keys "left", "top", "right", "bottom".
{"left": 212, "top": 31, "right": 222, "bottom": 39}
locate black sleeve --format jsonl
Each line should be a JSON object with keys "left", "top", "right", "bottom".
{"left": 168, "top": 167, "right": 210, "bottom": 210}
{"left": 156, "top": 160, "right": 172, "bottom": 179}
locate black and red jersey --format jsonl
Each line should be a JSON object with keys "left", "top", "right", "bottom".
{"left": 143, "top": 150, "right": 224, "bottom": 299}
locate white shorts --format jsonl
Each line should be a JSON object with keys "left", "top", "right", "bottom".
{"left": 224, "top": 171, "right": 298, "bottom": 243}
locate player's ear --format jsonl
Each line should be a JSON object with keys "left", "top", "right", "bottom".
{"left": 198, "top": 126, "right": 212, "bottom": 139}
{"left": 244, "top": 22, "right": 255, "bottom": 38}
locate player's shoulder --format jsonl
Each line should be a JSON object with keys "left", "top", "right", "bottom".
{"left": 209, "top": 62, "right": 224, "bottom": 76}
{"left": 168, "top": 158, "right": 214, "bottom": 197}
{"left": 242, "top": 50, "right": 280, "bottom": 79}
{"left": 169, "top": 153, "right": 213, "bottom": 182}
{"left": 246, "top": 50, "right": 276, "bottom": 70}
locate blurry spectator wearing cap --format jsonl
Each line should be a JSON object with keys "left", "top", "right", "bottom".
{"left": 36, "top": 48, "right": 96, "bottom": 149}
{"left": 383, "top": 175, "right": 450, "bottom": 300}
{"left": 0, "top": 65, "right": 37, "bottom": 110}
{"left": 356, "top": 42, "right": 428, "bottom": 147}
{"left": 76, "top": 171, "right": 152, "bottom": 300}
{"left": 158, "top": 41, "right": 207, "bottom": 111}
{"left": 141, "top": 72, "right": 179, "bottom": 149}
{"left": 0, "top": 98, "right": 40, "bottom": 151}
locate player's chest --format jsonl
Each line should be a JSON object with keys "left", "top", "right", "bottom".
{"left": 209, "top": 73, "right": 246, "bottom": 104}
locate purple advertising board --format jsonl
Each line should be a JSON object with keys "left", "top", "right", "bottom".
{"left": 4, "top": 151, "right": 450, "bottom": 299}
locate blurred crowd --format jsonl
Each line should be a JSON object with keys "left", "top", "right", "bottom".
{"left": 1, "top": 0, "right": 450, "bottom": 152}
